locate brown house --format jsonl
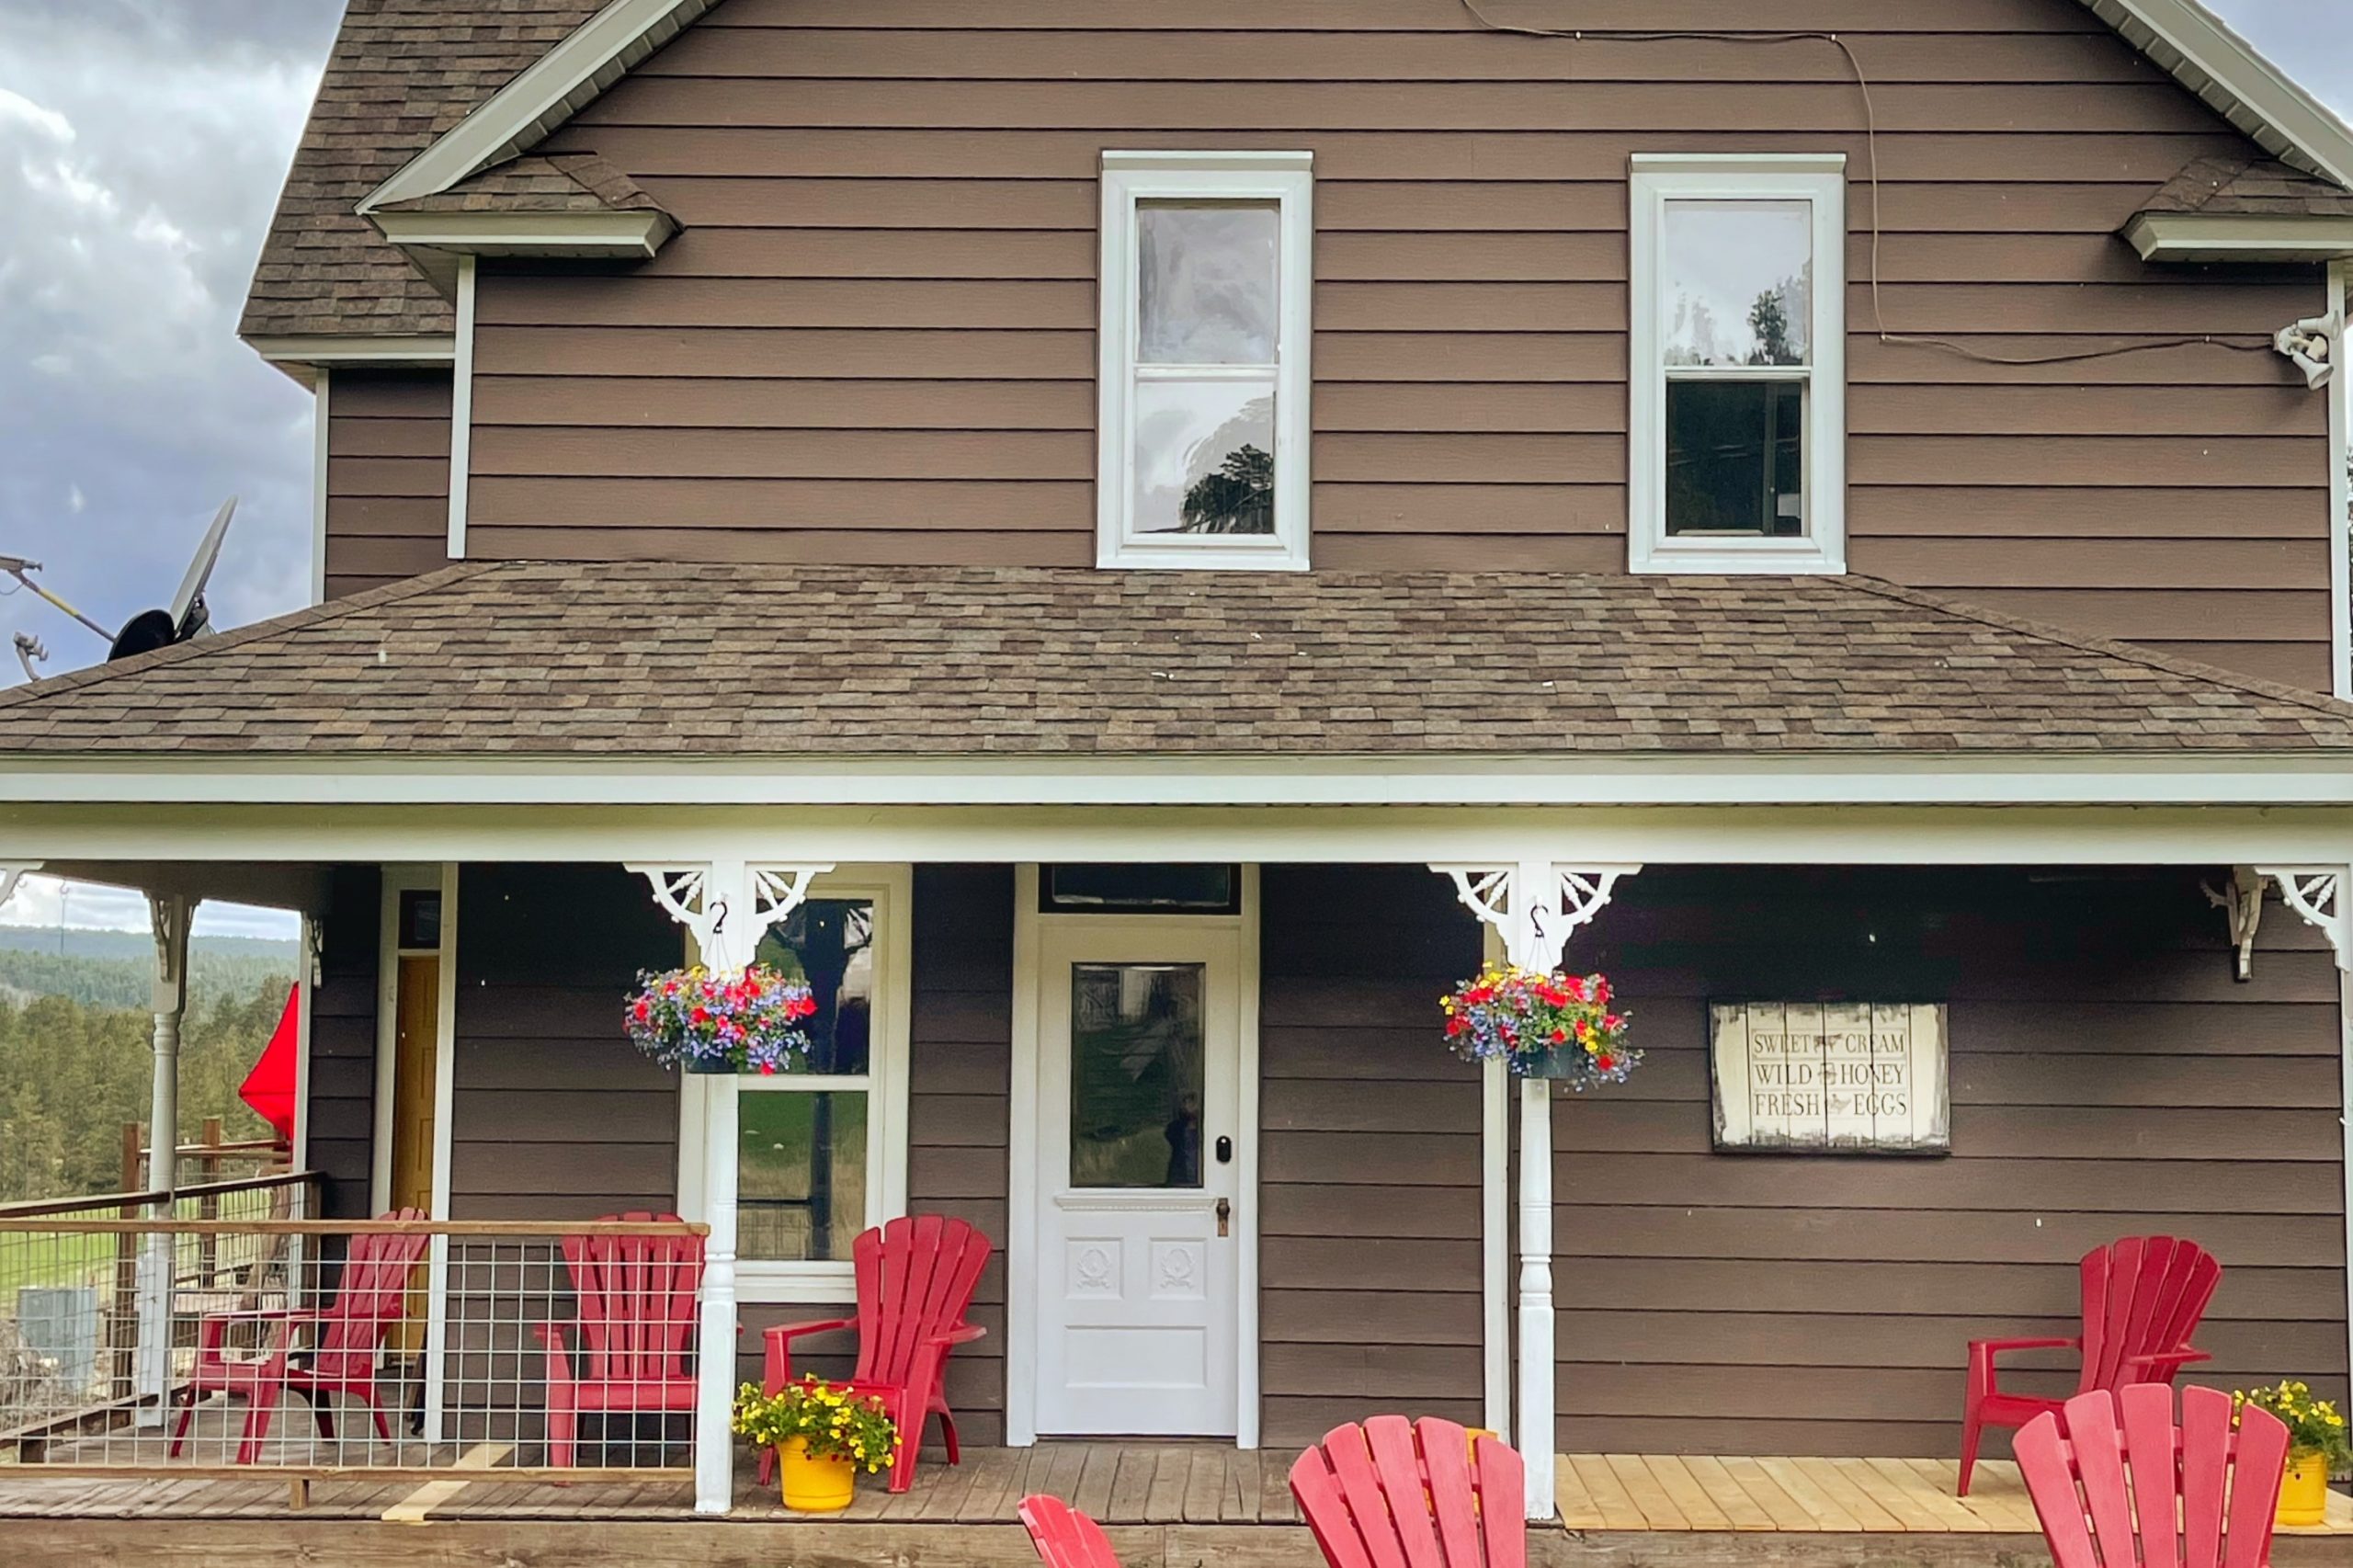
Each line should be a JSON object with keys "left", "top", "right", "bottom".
{"left": 3, "top": 0, "right": 2351, "bottom": 1535}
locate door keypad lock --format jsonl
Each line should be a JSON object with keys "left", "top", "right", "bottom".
{"left": 1214, "top": 1135, "right": 1233, "bottom": 1165}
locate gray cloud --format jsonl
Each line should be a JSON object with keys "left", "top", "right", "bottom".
{"left": 0, "top": 0, "right": 335, "bottom": 676}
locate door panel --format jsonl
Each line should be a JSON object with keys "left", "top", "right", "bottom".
{"left": 1036, "top": 926, "right": 1240, "bottom": 1437}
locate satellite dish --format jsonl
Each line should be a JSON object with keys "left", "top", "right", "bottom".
{"left": 108, "top": 497, "right": 235, "bottom": 662}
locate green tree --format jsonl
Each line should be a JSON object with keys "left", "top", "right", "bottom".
{"left": 1179, "top": 444, "right": 1276, "bottom": 535}
{"left": 1747, "top": 288, "right": 1794, "bottom": 367}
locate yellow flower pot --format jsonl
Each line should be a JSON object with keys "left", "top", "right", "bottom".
{"left": 2278, "top": 1450, "right": 2332, "bottom": 1528}
{"left": 777, "top": 1437, "right": 858, "bottom": 1514}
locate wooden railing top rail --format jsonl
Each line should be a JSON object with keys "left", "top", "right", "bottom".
{"left": 0, "top": 1170, "right": 316, "bottom": 1221}
{"left": 0, "top": 1216, "right": 710, "bottom": 1237}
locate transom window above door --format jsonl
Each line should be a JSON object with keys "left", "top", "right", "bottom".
{"left": 1097, "top": 151, "right": 1313, "bottom": 572}
{"left": 1629, "top": 153, "right": 1847, "bottom": 575}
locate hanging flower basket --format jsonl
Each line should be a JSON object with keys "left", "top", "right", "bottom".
{"left": 624, "top": 964, "right": 818, "bottom": 1074}
{"left": 1441, "top": 964, "right": 1637, "bottom": 1087}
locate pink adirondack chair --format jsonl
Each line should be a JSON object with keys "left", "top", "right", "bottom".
{"left": 537, "top": 1211, "right": 703, "bottom": 1468}
{"left": 2018, "top": 1385, "right": 2288, "bottom": 1568}
{"left": 170, "top": 1209, "right": 428, "bottom": 1463}
{"left": 1021, "top": 1494, "right": 1123, "bottom": 1568}
{"left": 760, "top": 1213, "right": 992, "bottom": 1494}
{"left": 1959, "top": 1233, "right": 2222, "bottom": 1494}
{"left": 1290, "top": 1416, "right": 1526, "bottom": 1568}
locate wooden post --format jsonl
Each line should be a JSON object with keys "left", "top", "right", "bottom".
{"left": 107, "top": 1122, "right": 142, "bottom": 1391}
{"left": 197, "top": 1117, "right": 222, "bottom": 1287}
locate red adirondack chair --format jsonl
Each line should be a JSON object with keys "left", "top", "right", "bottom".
{"left": 1021, "top": 1494, "right": 1123, "bottom": 1568}
{"left": 2018, "top": 1385, "right": 2288, "bottom": 1568}
{"left": 1959, "top": 1233, "right": 2221, "bottom": 1494}
{"left": 170, "top": 1208, "right": 428, "bottom": 1463}
{"left": 537, "top": 1211, "right": 704, "bottom": 1468}
{"left": 1290, "top": 1416, "right": 1526, "bottom": 1568}
{"left": 760, "top": 1213, "right": 992, "bottom": 1494}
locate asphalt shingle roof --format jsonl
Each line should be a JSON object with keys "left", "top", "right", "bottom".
{"left": 238, "top": 0, "right": 607, "bottom": 339}
{"left": 373, "top": 152, "right": 667, "bottom": 215}
{"left": 4, "top": 562, "right": 2350, "bottom": 758}
{"left": 2141, "top": 153, "right": 2353, "bottom": 216}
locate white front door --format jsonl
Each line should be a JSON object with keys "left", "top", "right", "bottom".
{"left": 1034, "top": 921, "right": 1242, "bottom": 1437}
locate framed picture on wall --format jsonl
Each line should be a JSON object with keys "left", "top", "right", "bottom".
{"left": 1708, "top": 1001, "right": 1949, "bottom": 1154}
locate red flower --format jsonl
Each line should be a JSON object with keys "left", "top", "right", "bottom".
{"left": 632, "top": 997, "right": 652, "bottom": 1022}
{"left": 1550, "top": 1028, "right": 1567, "bottom": 1043}
{"left": 689, "top": 1006, "right": 710, "bottom": 1026}
{"left": 1602, "top": 1013, "right": 1622, "bottom": 1031}
{"left": 1596, "top": 1053, "right": 1615, "bottom": 1072}
{"left": 1563, "top": 975, "right": 1586, "bottom": 1002}
{"left": 1445, "top": 1017, "right": 1467, "bottom": 1038}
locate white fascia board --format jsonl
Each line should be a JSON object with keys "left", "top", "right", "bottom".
{"left": 2087, "top": 0, "right": 2353, "bottom": 187}
{"left": 370, "top": 209, "right": 677, "bottom": 259}
{"left": 2123, "top": 210, "right": 2353, "bottom": 263}
{"left": 360, "top": 0, "right": 715, "bottom": 212}
{"left": 247, "top": 335, "right": 459, "bottom": 373}
{"left": 5, "top": 802, "right": 2352, "bottom": 870}
{"left": 5, "top": 754, "right": 2353, "bottom": 809}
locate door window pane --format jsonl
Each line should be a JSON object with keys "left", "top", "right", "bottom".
{"left": 1139, "top": 203, "right": 1279, "bottom": 365}
{"left": 1666, "top": 380, "right": 1805, "bottom": 536}
{"left": 1662, "top": 199, "right": 1812, "bottom": 367}
{"left": 753, "top": 897, "right": 874, "bottom": 1074}
{"left": 1070, "top": 963, "right": 1205, "bottom": 1189}
{"left": 1132, "top": 381, "right": 1275, "bottom": 536}
{"left": 740, "top": 1090, "right": 869, "bottom": 1262}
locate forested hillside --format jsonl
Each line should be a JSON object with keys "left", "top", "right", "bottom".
{"left": 0, "top": 951, "right": 296, "bottom": 1202}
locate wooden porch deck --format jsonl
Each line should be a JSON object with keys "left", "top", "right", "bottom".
{"left": 1, "top": 1445, "right": 2346, "bottom": 1566}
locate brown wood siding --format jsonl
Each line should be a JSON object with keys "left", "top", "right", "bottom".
{"left": 448, "top": 864, "right": 684, "bottom": 1220}
{"left": 444, "top": 0, "right": 2338, "bottom": 687}
{"left": 1260, "top": 865, "right": 1486, "bottom": 1447}
{"left": 1552, "top": 866, "right": 2349, "bottom": 1458}
{"left": 325, "top": 369, "right": 451, "bottom": 599}
{"left": 306, "top": 866, "right": 380, "bottom": 1220}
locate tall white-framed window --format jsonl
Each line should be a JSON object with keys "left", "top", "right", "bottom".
{"left": 1097, "top": 150, "right": 1313, "bottom": 572}
{"left": 677, "top": 865, "right": 911, "bottom": 1302}
{"left": 1629, "top": 153, "right": 1847, "bottom": 574}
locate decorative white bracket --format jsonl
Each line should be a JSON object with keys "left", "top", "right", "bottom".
{"left": 628, "top": 858, "right": 835, "bottom": 975}
{"left": 1429, "top": 858, "right": 1639, "bottom": 1525}
{"left": 1432, "top": 860, "right": 1642, "bottom": 972}
{"left": 2256, "top": 866, "right": 2349, "bottom": 972}
{"left": 0, "top": 862, "right": 40, "bottom": 913}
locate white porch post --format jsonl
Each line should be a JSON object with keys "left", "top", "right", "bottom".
{"left": 1433, "top": 860, "right": 1638, "bottom": 1521}
{"left": 628, "top": 859, "right": 834, "bottom": 1517}
{"left": 135, "top": 892, "right": 192, "bottom": 1418}
{"left": 2257, "top": 866, "right": 2353, "bottom": 1385}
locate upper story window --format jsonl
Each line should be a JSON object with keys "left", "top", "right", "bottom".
{"left": 1097, "top": 151, "right": 1313, "bottom": 572}
{"left": 1629, "top": 153, "right": 1847, "bottom": 574}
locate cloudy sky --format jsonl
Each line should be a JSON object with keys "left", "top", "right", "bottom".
{"left": 0, "top": 0, "right": 2346, "bottom": 940}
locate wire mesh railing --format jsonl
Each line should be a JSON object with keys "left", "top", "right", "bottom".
{"left": 0, "top": 1207, "right": 709, "bottom": 1481}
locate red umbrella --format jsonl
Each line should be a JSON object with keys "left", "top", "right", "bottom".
{"left": 239, "top": 983, "right": 300, "bottom": 1142}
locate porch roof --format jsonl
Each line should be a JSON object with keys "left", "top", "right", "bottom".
{"left": 2, "top": 562, "right": 2350, "bottom": 760}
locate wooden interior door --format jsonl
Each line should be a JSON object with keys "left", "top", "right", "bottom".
{"left": 386, "top": 953, "right": 438, "bottom": 1353}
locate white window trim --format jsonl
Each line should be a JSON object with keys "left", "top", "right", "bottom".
{"left": 676, "top": 864, "right": 912, "bottom": 1303}
{"left": 1629, "top": 153, "right": 1847, "bottom": 575}
{"left": 1097, "top": 151, "right": 1313, "bottom": 573}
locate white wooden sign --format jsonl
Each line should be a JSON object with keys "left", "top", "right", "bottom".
{"left": 1710, "top": 1002, "right": 1949, "bottom": 1153}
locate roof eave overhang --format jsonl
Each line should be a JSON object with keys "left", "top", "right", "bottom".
{"left": 2123, "top": 209, "right": 2353, "bottom": 263}
{"left": 2085, "top": 0, "right": 2353, "bottom": 187}
{"left": 4, "top": 752, "right": 2353, "bottom": 812}
{"left": 369, "top": 208, "right": 681, "bottom": 294}
{"left": 243, "top": 333, "right": 459, "bottom": 386}
{"left": 358, "top": 0, "right": 717, "bottom": 214}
